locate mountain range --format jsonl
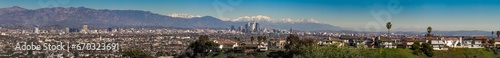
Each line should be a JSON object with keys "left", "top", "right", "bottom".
{"left": 0, "top": 6, "right": 495, "bottom": 36}
{"left": 0, "top": 6, "right": 343, "bottom": 31}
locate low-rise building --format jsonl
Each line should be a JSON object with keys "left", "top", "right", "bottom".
{"left": 403, "top": 37, "right": 424, "bottom": 48}
{"left": 493, "top": 38, "right": 500, "bottom": 48}
{"left": 340, "top": 35, "right": 363, "bottom": 47}
{"left": 442, "top": 37, "right": 459, "bottom": 48}
{"left": 427, "top": 36, "right": 449, "bottom": 50}
{"left": 377, "top": 36, "right": 401, "bottom": 48}
{"left": 213, "top": 40, "right": 238, "bottom": 49}
{"left": 463, "top": 36, "right": 485, "bottom": 48}
{"left": 318, "top": 37, "right": 344, "bottom": 47}
{"left": 269, "top": 39, "right": 287, "bottom": 49}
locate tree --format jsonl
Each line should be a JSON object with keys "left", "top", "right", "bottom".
{"left": 410, "top": 42, "right": 421, "bottom": 50}
{"left": 188, "top": 35, "right": 219, "bottom": 57}
{"left": 257, "top": 36, "right": 263, "bottom": 43}
{"left": 410, "top": 42, "right": 422, "bottom": 56}
{"left": 421, "top": 43, "right": 434, "bottom": 57}
{"left": 497, "top": 31, "right": 500, "bottom": 38}
{"left": 156, "top": 51, "right": 166, "bottom": 56}
{"left": 427, "top": 27, "right": 432, "bottom": 34}
{"left": 492, "top": 31, "right": 495, "bottom": 38}
{"left": 386, "top": 22, "right": 392, "bottom": 35}
{"left": 257, "top": 36, "right": 268, "bottom": 43}
{"left": 250, "top": 36, "right": 255, "bottom": 43}
{"left": 199, "top": 35, "right": 210, "bottom": 41}
{"left": 284, "top": 34, "right": 301, "bottom": 56}
{"left": 263, "top": 36, "right": 267, "bottom": 42}
{"left": 234, "top": 37, "right": 240, "bottom": 42}
{"left": 123, "top": 49, "right": 153, "bottom": 58}
{"left": 427, "top": 27, "right": 432, "bottom": 36}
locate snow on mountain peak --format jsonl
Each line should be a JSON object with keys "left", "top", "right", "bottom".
{"left": 228, "top": 15, "right": 273, "bottom": 22}
{"left": 165, "top": 14, "right": 322, "bottom": 23}
{"left": 224, "top": 15, "right": 321, "bottom": 23}
{"left": 165, "top": 13, "right": 202, "bottom": 19}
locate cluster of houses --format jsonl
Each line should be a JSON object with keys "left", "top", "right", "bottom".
{"left": 319, "top": 35, "right": 500, "bottom": 50}
{"left": 211, "top": 39, "right": 286, "bottom": 52}
{"left": 208, "top": 35, "right": 500, "bottom": 53}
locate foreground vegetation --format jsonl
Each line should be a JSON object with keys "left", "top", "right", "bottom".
{"left": 120, "top": 34, "right": 500, "bottom": 58}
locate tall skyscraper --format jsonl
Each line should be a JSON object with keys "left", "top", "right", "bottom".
{"left": 238, "top": 26, "right": 242, "bottom": 32}
{"left": 34, "top": 27, "right": 39, "bottom": 34}
{"left": 107, "top": 28, "right": 113, "bottom": 32}
{"left": 245, "top": 23, "right": 250, "bottom": 33}
{"left": 230, "top": 25, "right": 235, "bottom": 31}
{"left": 65, "top": 27, "right": 70, "bottom": 33}
{"left": 81, "top": 24, "right": 88, "bottom": 33}
{"left": 254, "top": 23, "right": 260, "bottom": 32}
{"left": 249, "top": 22, "right": 256, "bottom": 33}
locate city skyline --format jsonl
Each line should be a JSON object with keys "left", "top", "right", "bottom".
{"left": 1, "top": 0, "right": 500, "bottom": 31}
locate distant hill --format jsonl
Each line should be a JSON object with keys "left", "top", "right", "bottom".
{"left": 425, "top": 30, "right": 494, "bottom": 36}
{"left": 0, "top": 6, "right": 343, "bottom": 31}
{"left": 388, "top": 30, "right": 494, "bottom": 36}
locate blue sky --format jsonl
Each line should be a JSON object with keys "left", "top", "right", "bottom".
{"left": 1, "top": 0, "right": 500, "bottom": 31}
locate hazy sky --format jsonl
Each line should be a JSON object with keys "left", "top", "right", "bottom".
{"left": 1, "top": 0, "right": 500, "bottom": 31}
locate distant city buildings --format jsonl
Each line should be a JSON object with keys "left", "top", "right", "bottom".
{"left": 237, "top": 22, "right": 261, "bottom": 33}
{"left": 230, "top": 26, "right": 235, "bottom": 31}
{"left": 238, "top": 26, "right": 243, "bottom": 32}
{"left": 34, "top": 27, "right": 39, "bottom": 34}
{"left": 81, "top": 24, "right": 88, "bottom": 33}
{"left": 254, "top": 23, "right": 260, "bottom": 32}
{"left": 108, "top": 28, "right": 113, "bottom": 32}
{"left": 65, "top": 27, "right": 70, "bottom": 33}
{"left": 69, "top": 28, "right": 80, "bottom": 32}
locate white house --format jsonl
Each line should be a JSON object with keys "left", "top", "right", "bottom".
{"left": 213, "top": 40, "right": 238, "bottom": 49}
{"left": 318, "top": 37, "right": 344, "bottom": 47}
{"left": 442, "top": 38, "right": 459, "bottom": 48}
{"left": 493, "top": 39, "right": 500, "bottom": 48}
{"left": 378, "top": 36, "right": 400, "bottom": 48}
{"left": 462, "top": 36, "right": 485, "bottom": 48}
{"left": 427, "top": 36, "right": 448, "bottom": 50}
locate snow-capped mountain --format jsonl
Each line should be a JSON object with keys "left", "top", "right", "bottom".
{"left": 0, "top": 6, "right": 343, "bottom": 31}
{"left": 223, "top": 15, "right": 321, "bottom": 23}
{"left": 164, "top": 13, "right": 202, "bottom": 19}
{"left": 219, "top": 15, "right": 342, "bottom": 31}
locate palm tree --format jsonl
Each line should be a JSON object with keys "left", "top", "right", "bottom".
{"left": 427, "top": 26, "right": 432, "bottom": 36}
{"left": 386, "top": 22, "right": 392, "bottom": 35}
{"left": 496, "top": 31, "right": 500, "bottom": 38}
{"left": 493, "top": 31, "right": 495, "bottom": 38}
{"left": 250, "top": 36, "right": 255, "bottom": 43}
{"left": 234, "top": 37, "right": 240, "bottom": 42}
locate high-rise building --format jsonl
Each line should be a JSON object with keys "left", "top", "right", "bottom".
{"left": 248, "top": 22, "right": 256, "bottom": 33}
{"left": 238, "top": 26, "right": 242, "bottom": 32}
{"left": 69, "top": 28, "right": 80, "bottom": 32}
{"left": 242, "top": 29, "right": 246, "bottom": 33}
{"left": 34, "top": 27, "right": 39, "bottom": 34}
{"left": 107, "top": 28, "right": 113, "bottom": 32}
{"left": 254, "top": 23, "right": 260, "bottom": 32}
{"left": 65, "top": 27, "right": 70, "bottom": 33}
{"left": 230, "top": 25, "right": 235, "bottom": 31}
{"left": 245, "top": 23, "right": 250, "bottom": 33}
{"left": 81, "top": 24, "right": 88, "bottom": 33}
